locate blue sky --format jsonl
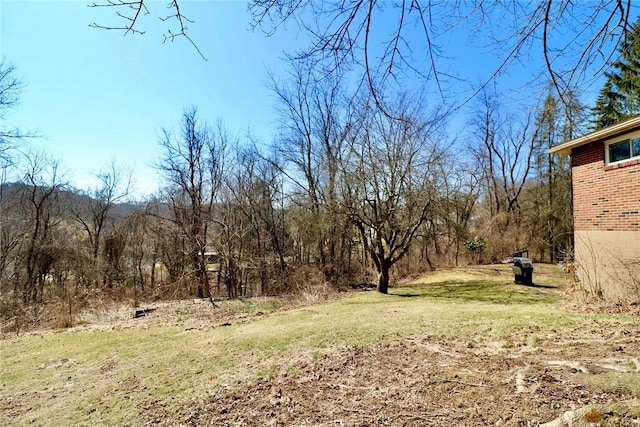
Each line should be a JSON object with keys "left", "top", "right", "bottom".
{"left": 1, "top": 1, "right": 306, "bottom": 196}
{"left": 0, "top": 1, "right": 629, "bottom": 197}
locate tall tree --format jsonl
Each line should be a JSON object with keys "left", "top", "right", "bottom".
{"left": 73, "top": 162, "right": 131, "bottom": 260}
{"left": 529, "top": 90, "right": 584, "bottom": 262}
{"left": 467, "top": 90, "right": 543, "bottom": 260}
{"left": 157, "top": 108, "right": 227, "bottom": 301}
{"left": 592, "top": 18, "right": 640, "bottom": 129}
{"left": 0, "top": 62, "right": 27, "bottom": 286}
{"left": 592, "top": 80, "right": 626, "bottom": 129}
{"left": 271, "top": 61, "right": 352, "bottom": 282}
{"left": 228, "top": 144, "right": 288, "bottom": 289}
{"left": 0, "top": 60, "right": 22, "bottom": 290}
{"left": 343, "top": 95, "right": 446, "bottom": 293}
{"left": 15, "top": 151, "right": 67, "bottom": 303}
{"left": 0, "top": 60, "right": 26, "bottom": 162}
{"left": 470, "top": 90, "right": 538, "bottom": 217}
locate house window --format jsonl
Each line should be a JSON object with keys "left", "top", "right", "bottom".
{"left": 607, "top": 137, "right": 640, "bottom": 164}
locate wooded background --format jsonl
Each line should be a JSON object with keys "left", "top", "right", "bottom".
{"left": 2, "top": 1, "right": 640, "bottom": 323}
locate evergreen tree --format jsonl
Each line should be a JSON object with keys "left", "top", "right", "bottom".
{"left": 592, "top": 18, "right": 640, "bottom": 129}
{"left": 592, "top": 80, "right": 626, "bottom": 129}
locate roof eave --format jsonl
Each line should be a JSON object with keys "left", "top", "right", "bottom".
{"left": 548, "top": 115, "right": 640, "bottom": 156}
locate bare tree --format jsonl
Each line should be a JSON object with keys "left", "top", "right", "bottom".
{"left": 0, "top": 62, "right": 33, "bottom": 295}
{"left": 145, "top": 198, "right": 186, "bottom": 290}
{"left": 0, "top": 60, "right": 28, "bottom": 163}
{"left": 14, "top": 150, "right": 67, "bottom": 303}
{"left": 119, "top": 208, "right": 155, "bottom": 299}
{"left": 271, "top": 61, "right": 353, "bottom": 282}
{"left": 470, "top": 90, "right": 538, "bottom": 218}
{"left": 431, "top": 160, "right": 480, "bottom": 267}
{"left": 342, "top": 95, "right": 446, "bottom": 293}
{"left": 226, "top": 143, "right": 288, "bottom": 294}
{"left": 157, "top": 108, "right": 227, "bottom": 301}
{"left": 214, "top": 185, "right": 250, "bottom": 298}
{"left": 467, "top": 88, "right": 581, "bottom": 261}
{"left": 73, "top": 161, "right": 131, "bottom": 260}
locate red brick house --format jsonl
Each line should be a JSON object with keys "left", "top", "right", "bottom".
{"left": 549, "top": 116, "right": 640, "bottom": 299}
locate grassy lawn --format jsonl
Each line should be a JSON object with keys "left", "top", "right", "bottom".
{"left": 2, "top": 263, "right": 639, "bottom": 425}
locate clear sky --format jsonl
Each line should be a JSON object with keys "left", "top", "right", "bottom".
{"left": 0, "top": 1, "right": 631, "bottom": 198}
{"left": 1, "top": 0, "right": 306, "bottom": 196}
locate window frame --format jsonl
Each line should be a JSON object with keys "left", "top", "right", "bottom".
{"left": 605, "top": 130, "right": 640, "bottom": 165}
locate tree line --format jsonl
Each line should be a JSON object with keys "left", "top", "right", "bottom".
{"left": 4, "top": 10, "right": 640, "bottom": 324}
{"left": 0, "top": 63, "right": 577, "bottom": 317}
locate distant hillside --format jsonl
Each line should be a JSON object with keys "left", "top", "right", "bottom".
{"left": 0, "top": 181, "right": 146, "bottom": 220}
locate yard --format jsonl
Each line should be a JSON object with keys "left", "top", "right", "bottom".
{"left": 2, "top": 264, "right": 640, "bottom": 426}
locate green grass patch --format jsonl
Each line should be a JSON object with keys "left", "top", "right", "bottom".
{"left": 396, "top": 279, "right": 557, "bottom": 304}
{"left": 583, "top": 372, "right": 640, "bottom": 397}
{"left": 398, "top": 264, "right": 563, "bottom": 305}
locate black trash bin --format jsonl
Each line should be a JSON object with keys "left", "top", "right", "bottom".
{"left": 512, "top": 257, "right": 533, "bottom": 285}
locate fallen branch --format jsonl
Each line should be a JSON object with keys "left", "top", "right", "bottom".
{"left": 330, "top": 383, "right": 376, "bottom": 390}
{"left": 341, "top": 407, "right": 371, "bottom": 415}
{"left": 400, "top": 412, "right": 450, "bottom": 420}
{"left": 436, "top": 375, "right": 487, "bottom": 387}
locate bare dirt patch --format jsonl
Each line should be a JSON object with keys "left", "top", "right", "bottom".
{"left": 142, "top": 329, "right": 640, "bottom": 426}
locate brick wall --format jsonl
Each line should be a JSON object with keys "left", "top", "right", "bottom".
{"left": 572, "top": 141, "right": 640, "bottom": 232}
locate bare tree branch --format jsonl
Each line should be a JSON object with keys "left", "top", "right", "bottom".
{"left": 89, "top": 1, "right": 635, "bottom": 108}
{"left": 250, "top": 0, "right": 636, "bottom": 109}
{"left": 0, "top": 60, "right": 34, "bottom": 166}
{"left": 88, "top": 0, "right": 149, "bottom": 35}
{"left": 160, "top": 0, "right": 207, "bottom": 61}
{"left": 89, "top": 0, "right": 207, "bottom": 60}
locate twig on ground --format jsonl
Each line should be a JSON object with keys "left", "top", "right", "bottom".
{"left": 436, "top": 375, "right": 488, "bottom": 387}
{"left": 400, "top": 412, "right": 449, "bottom": 420}
{"left": 341, "top": 407, "right": 370, "bottom": 415}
